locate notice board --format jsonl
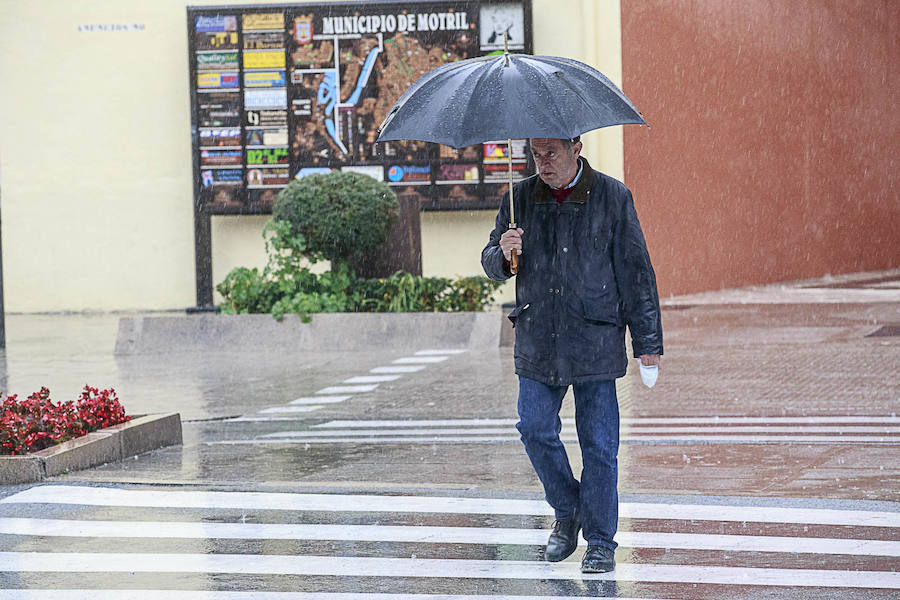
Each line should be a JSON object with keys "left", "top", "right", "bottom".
{"left": 188, "top": 0, "right": 534, "bottom": 215}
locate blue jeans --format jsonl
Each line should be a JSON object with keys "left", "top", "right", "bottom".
{"left": 516, "top": 376, "right": 619, "bottom": 550}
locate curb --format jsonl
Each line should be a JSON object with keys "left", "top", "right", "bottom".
{"left": 0, "top": 412, "right": 182, "bottom": 485}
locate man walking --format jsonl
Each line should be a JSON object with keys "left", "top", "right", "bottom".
{"left": 481, "top": 137, "right": 663, "bottom": 573}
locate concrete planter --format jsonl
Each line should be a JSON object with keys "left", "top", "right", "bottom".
{"left": 116, "top": 312, "right": 509, "bottom": 354}
{"left": 0, "top": 412, "right": 182, "bottom": 485}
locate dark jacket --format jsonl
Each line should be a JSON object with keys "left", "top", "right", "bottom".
{"left": 481, "top": 158, "right": 663, "bottom": 385}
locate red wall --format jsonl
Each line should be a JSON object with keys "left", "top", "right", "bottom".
{"left": 621, "top": 1, "right": 899, "bottom": 296}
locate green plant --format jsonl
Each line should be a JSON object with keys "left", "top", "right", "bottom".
{"left": 356, "top": 272, "right": 452, "bottom": 312}
{"left": 445, "top": 275, "right": 506, "bottom": 312}
{"left": 353, "top": 272, "right": 504, "bottom": 313}
{"left": 216, "top": 207, "right": 505, "bottom": 318}
{"left": 217, "top": 220, "right": 316, "bottom": 316}
{"left": 272, "top": 171, "right": 398, "bottom": 269}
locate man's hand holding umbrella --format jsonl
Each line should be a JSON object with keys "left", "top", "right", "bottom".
{"left": 499, "top": 227, "right": 524, "bottom": 269}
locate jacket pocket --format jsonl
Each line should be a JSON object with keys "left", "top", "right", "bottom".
{"left": 593, "top": 233, "right": 611, "bottom": 254}
{"left": 582, "top": 299, "right": 620, "bottom": 326}
{"left": 506, "top": 303, "right": 531, "bottom": 327}
{"left": 509, "top": 303, "right": 548, "bottom": 362}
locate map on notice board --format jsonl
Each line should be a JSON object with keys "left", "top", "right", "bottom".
{"left": 188, "top": 1, "right": 532, "bottom": 213}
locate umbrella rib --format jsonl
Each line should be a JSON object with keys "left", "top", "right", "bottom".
{"left": 516, "top": 57, "right": 572, "bottom": 138}
{"left": 543, "top": 56, "right": 643, "bottom": 125}
{"left": 378, "top": 55, "right": 494, "bottom": 140}
{"left": 452, "top": 57, "right": 504, "bottom": 148}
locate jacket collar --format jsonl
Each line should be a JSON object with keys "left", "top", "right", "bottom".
{"left": 533, "top": 157, "right": 593, "bottom": 204}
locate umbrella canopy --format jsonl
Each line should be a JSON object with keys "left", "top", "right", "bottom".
{"left": 376, "top": 53, "right": 645, "bottom": 148}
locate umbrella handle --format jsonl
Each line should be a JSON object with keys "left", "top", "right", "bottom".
{"left": 507, "top": 134, "right": 517, "bottom": 275}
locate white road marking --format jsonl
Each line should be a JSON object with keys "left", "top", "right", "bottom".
{"left": 624, "top": 426, "right": 900, "bottom": 434}
{"left": 4, "top": 486, "right": 897, "bottom": 527}
{"left": 290, "top": 396, "right": 351, "bottom": 405}
{"left": 2, "top": 518, "right": 896, "bottom": 556}
{"left": 258, "top": 426, "right": 898, "bottom": 438}
{"left": 213, "top": 435, "right": 897, "bottom": 445}
{"left": 224, "top": 417, "right": 319, "bottom": 422}
{"left": 369, "top": 365, "right": 426, "bottom": 373}
{"left": 343, "top": 375, "right": 402, "bottom": 384}
{"left": 392, "top": 356, "right": 448, "bottom": 364}
{"left": 259, "top": 428, "right": 517, "bottom": 438}
{"left": 625, "top": 415, "right": 900, "bottom": 424}
{"left": 312, "top": 419, "right": 515, "bottom": 428}
{"left": 258, "top": 406, "right": 323, "bottom": 414}
{"left": 0, "top": 592, "right": 679, "bottom": 600}
{"left": 312, "top": 416, "right": 900, "bottom": 428}
{"left": 213, "top": 437, "right": 525, "bottom": 444}
{"left": 622, "top": 435, "right": 897, "bottom": 443}
{"left": 415, "top": 349, "right": 468, "bottom": 355}
{"left": 1, "top": 552, "right": 897, "bottom": 587}
{"left": 316, "top": 385, "right": 378, "bottom": 394}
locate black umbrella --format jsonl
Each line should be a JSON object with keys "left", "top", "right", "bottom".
{"left": 376, "top": 40, "right": 645, "bottom": 272}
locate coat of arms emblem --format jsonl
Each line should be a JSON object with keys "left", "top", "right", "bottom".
{"left": 293, "top": 16, "right": 313, "bottom": 44}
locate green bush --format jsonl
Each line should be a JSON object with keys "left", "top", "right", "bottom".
{"left": 216, "top": 219, "right": 503, "bottom": 319}
{"left": 272, "top": 171, "right": 398, "bottom": 268}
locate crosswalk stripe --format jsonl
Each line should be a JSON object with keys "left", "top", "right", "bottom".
{"left": 369, "top": 365, "right": 426, "bottom": 373}
{"left": 258, "top": 406, "right": 323, "bottom": 414}
{"left": 392, "top": 356, "right": 448, "bottom": 363}
{"left": 624, "top": 426, "right": 900, "bottom": 433}
{"left": 259, "top": 426, "right": 899, "bottom": 438}
{"left": 1, "top": 552, "right": 897, "bottom": 587}
{"left": 311, "top": 416, "right": 900, "bottom": 428}
{"left": 212, "top": 437, "right": 524, "bottom": 444}
{"left": 415, "top": 349, "right": 468, "bottom": 355}
{"left": 0, "top": 593, "right": 679, "bottom": 600}
{"left": 211, "top": 435, "right": 897, "bottom": 445}
{"left": 4, "top": 486, "right": 897, "bottom": 527}
{"left": 260, "top": 428, "right": 517, "bottom": 438}
{"left": 223, "top": 417, "right": 318, "bottom": 422}
{"left": 343, "top": 375, "right": 402, "bottom": 383}
{"left": 2, "top": 518, "right": 896, "bottom": 556}
{"left": 316, "top": 384, "right": 378, "bottom": 394}
{"left": 290, "top": 396, "right": 351, "bottom": 405}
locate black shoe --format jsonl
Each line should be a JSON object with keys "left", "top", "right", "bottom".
{"left": 581, "top": 545, "right": 615, "bottom": 573}
{"left": 544, "top": 513, "right": 581, "bottom": 562}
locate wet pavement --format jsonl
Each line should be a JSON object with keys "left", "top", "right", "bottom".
{"left": 0, "top": 270, "right": 898, "bottom": 598}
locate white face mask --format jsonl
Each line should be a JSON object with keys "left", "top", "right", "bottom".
{"left": 638, "top": 360, "right": 658, "bottom": 388}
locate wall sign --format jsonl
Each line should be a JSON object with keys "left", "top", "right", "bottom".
{"left": 188, "top": 0, "right": 533, "bottom": 215}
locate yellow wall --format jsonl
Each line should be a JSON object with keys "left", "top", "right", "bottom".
{"left": 0, "top": 0, "right": 623, "bottom": 312}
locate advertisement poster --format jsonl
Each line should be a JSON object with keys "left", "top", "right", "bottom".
{"left": 200, "top": 128, "right": 241, "bottom": 147}
{"left": 436, "top": 163, "right": 479, "bottom": 184}
{"left": 386, "top": 164, "right": 430, "bottom": 185}
{"left": 189, "top": 1, "right": 531, "bottom": 212}
{"left": 243, "top": 50, "right": 285, "bottom": 69}
{"left": 247, "top": 167, "right": 290, "bottom": 187}
{"left": 201, "top": 149, "right": 242, "bottom": 166}
{"left": 245, "top": 128, "right": 289, "bottom": 146}
{"left": 197, "top": 51, "right": 238, "bottom": 70}
{"left": 198, "top": 91, "right": 240, "bottom": 127}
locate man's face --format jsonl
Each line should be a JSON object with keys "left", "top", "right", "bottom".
{"left": 530, "top": 138, "right": 581, "bottom": 188}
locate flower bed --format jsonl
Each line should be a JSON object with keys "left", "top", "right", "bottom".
{"left": 1, "top": 386, "right": 130, "bottom": 456}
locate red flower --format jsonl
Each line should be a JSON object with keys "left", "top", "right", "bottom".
{"left": 0, "top": 386, "right": 130, "bottom": 455}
